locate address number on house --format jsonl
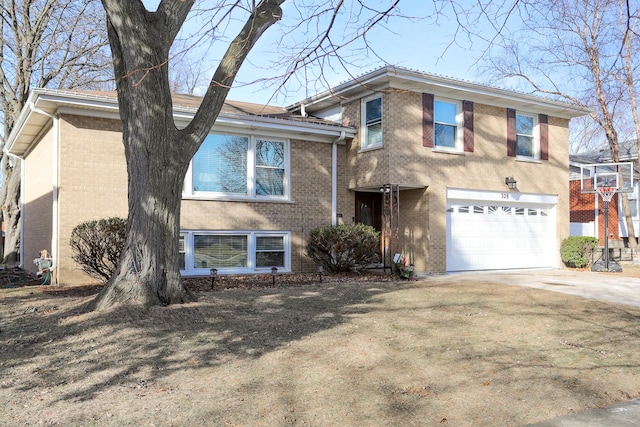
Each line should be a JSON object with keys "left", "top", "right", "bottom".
{"left": 501, "top": 193, "right": 510, "bottom": 199}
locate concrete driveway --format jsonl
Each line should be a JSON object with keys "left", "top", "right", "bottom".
{"left": 426, "top": 268, "right": 640, "bottom": 309}
{"left": 427, "top": 268, "right": 640, "bottom": 426}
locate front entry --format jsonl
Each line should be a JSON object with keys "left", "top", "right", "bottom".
{"left": 355, "top": 192, "right": 382, "bottom": 232}
{"left": 355, "top": 192, "right": 383, "bottom": 262}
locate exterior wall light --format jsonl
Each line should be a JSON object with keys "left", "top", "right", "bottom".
{"left": 505, "top": 176, "right": 517, "bottom": 190}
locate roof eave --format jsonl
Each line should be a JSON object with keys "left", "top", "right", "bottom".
{"left": 288, "top": 65, "right": 590, "bottom": 119}
{"left": 7, "top": 89, "right": 356, "bottom": 157}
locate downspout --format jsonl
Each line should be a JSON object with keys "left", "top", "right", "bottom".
{"left": 332, "top": 131, "right": 346, "bottom": 226}
{"left": 28, "top": 103, "right": 59, "bottom": 284}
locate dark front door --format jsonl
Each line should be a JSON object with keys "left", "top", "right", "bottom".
{"left": 355, "top": 192, "right": 384, "bottom": 264}
{"left": 355, "top": 192, "right": 382, "bottom": 232}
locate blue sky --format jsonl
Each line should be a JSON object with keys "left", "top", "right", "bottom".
{"left": 181, "top": 1, "right": 498, "bottom": 106}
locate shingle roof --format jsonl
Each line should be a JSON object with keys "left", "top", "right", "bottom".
{"left": 570, "top": 139, "right": 639, "bottom": 164}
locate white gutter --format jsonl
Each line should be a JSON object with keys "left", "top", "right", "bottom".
{"left": 332, "top": 131, "right": 346, "bottom": 225}
{"left": 28, "top": 102, "right": 59, "bottom": 285}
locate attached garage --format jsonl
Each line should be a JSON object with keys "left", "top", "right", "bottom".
{"left": 446, "top": 188, "right": 558, "bottom": 272}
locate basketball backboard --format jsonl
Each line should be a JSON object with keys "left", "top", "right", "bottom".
{"left": 579, "top": 162, "right": 634, "bottom": 194}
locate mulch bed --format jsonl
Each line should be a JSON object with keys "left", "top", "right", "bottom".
{"left": 1, "top": 267, "right": 401, "bottom": 297}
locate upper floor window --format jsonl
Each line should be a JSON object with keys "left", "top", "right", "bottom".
{"left": 435, "top": 99, "right": 461, "bottom": 149}
{"left": 516, "top": 113, "right": 537, "bottom": 157}
{"left": 362, "top": 95, "right": 382, "bottom": 150}
{"left": 184, "top": 133, "right": 289, "bottom": 200}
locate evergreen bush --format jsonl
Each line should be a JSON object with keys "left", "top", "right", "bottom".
{"left": 560, "top": 236, "right": 598, "bottom": 268}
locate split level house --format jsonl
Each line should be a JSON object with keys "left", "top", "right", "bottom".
{"left": 6, "top": 66, "right": 588, "bottom": 286}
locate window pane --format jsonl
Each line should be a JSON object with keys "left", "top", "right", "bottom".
{"left": 256, "top": 236, "right": 285, "bottom": 268}
{"left": 257, "top": 252, "right": 285, "bottom": 267}
{"left": 435, "top": 100, "right": 456, "bottom": 125}
{"left": 193, "top": 134, "right": 248, "bottom": 194}
{"left": 365, "top": 98, "right": 382, "bottom": 124}
{"left": 365, "top": 123, "right": 382, "bottom": 147}
{"left": 256, "top": 236, "right": 284, "bottom": 251}
{"left": 256, "top": 168, "right": 284, "bottom": 195}
{"left": 435, "top": 123, "right": 456, "bottom": 148}
{"left": 194, "top": 235, "right": 247, "bottom": 268}
{"left": 516, "top": 115, "right": 534, "bottom": 135}
{"left": 178, "top": 235, "right": 186, "bottom": 270}
{"left": 516, "top": 135, "right": 533, "bottom": 157}
{"left": 256, "top": 140, "right": 284, "bottom": 168}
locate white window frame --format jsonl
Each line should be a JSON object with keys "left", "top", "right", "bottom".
{"left": 179, "top": 230, "right": 291, "bottom": 276}
{"left": 515, "top": 112, "right": 539, "bottom": 160}
{"left": 434, "top": 97, "right": 463, "bottom": 151}
{"left": 361, "top": 94, "right": 383, "bottom": 151}
{"left": 183, "top": 133, "right": 290, "bottom": 201}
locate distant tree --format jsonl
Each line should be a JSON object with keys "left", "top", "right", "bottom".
{"left": 0, "top": 0, "right": 112, "bottom": 265}
{"left": 449, "top": 0, "right": 639, "bottom": 248}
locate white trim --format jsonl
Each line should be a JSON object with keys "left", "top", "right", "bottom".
{"left": 179, "top": 230, "right": 291, "bottom": 276}
{"left": 26, "top": 104, "right": 60, "bottom": 284}
{"left": 434, "top": 97, "right": 463, "bottom": 151}
{"left": 184, "top": 133, "right": 291, "bottom": 201}
{"left": 447, "top": 187, "right": 558, "bottom": 205}
{"left": 360, "top": 94, "right": 383, "bottom": 150}
{"left": 332, "top": 142, "right": 338, "bottom": 225}
{"left": 514, "top": 111, "right": 539, "bottom": 160}
{"left": 289, "top": 66, "right": 590, "bottom": 120}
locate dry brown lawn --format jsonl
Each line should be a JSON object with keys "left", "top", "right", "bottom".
{"left": 2, "top": 270, "right": 640, "bottom": 426}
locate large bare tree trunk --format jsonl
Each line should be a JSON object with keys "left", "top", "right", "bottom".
{"left": 91, "top": 0, "right": 284, "bottom": 310}
{"left": 1, "top": 159, "right": 21, "bottom": 265}
{"left": 91, "top": 127, "right": 193, "bottom": 308}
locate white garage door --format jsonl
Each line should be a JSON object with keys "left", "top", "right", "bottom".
{"left": 446, "top": 189, "right": 557, "bottom": 272}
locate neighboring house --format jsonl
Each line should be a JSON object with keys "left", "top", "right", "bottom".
{"left": 569, "top": 140, "right": 640, "bottom": 244}
{"left": 6, "top": 66, "right": 588, "bottom": 285}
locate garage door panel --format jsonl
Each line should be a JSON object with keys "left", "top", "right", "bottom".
{"left": 446, "top": 196, "right": 556, "bottom": 272}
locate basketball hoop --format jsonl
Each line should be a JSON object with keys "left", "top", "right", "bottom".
{"left": 596, "top": 186, "right": 616, "bottom": 202}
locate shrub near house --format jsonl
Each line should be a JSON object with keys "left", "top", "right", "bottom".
{"left": 69, "top": 218, "right": 127, "bottom": 282}
{"left": 560, "top": 236, "right": 598, "bottom": 268}
{"left": 307, "top": 224, "right": 379, "bottom": 272}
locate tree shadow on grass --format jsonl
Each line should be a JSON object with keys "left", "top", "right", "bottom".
{"left": 0, "top": 280, "right": 408, "bottom": 405}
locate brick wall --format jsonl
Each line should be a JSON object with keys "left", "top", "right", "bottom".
{"left": 57, "top": 114, "right": 128, "bottom": 285}
{"left": 22, "top": 125, "right": 54, "bottom": 278}
{"left": 342, "top": 89, "right": 571, "bottom": 273}
{"left": 39, "top": 114, "right": 343, "bottom": 284}
{"left": 569, "top": 179, "right": 620, "bottom": 242}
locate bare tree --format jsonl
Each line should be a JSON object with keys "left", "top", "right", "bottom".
{"left": 89, "top": 0, "right": 405, "bottom": 310}
{"left": 0, "top": 0, "right": 112, "bottom": 264}
{"left": 451, "top": 0, "right": 639, "bottom": 249}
